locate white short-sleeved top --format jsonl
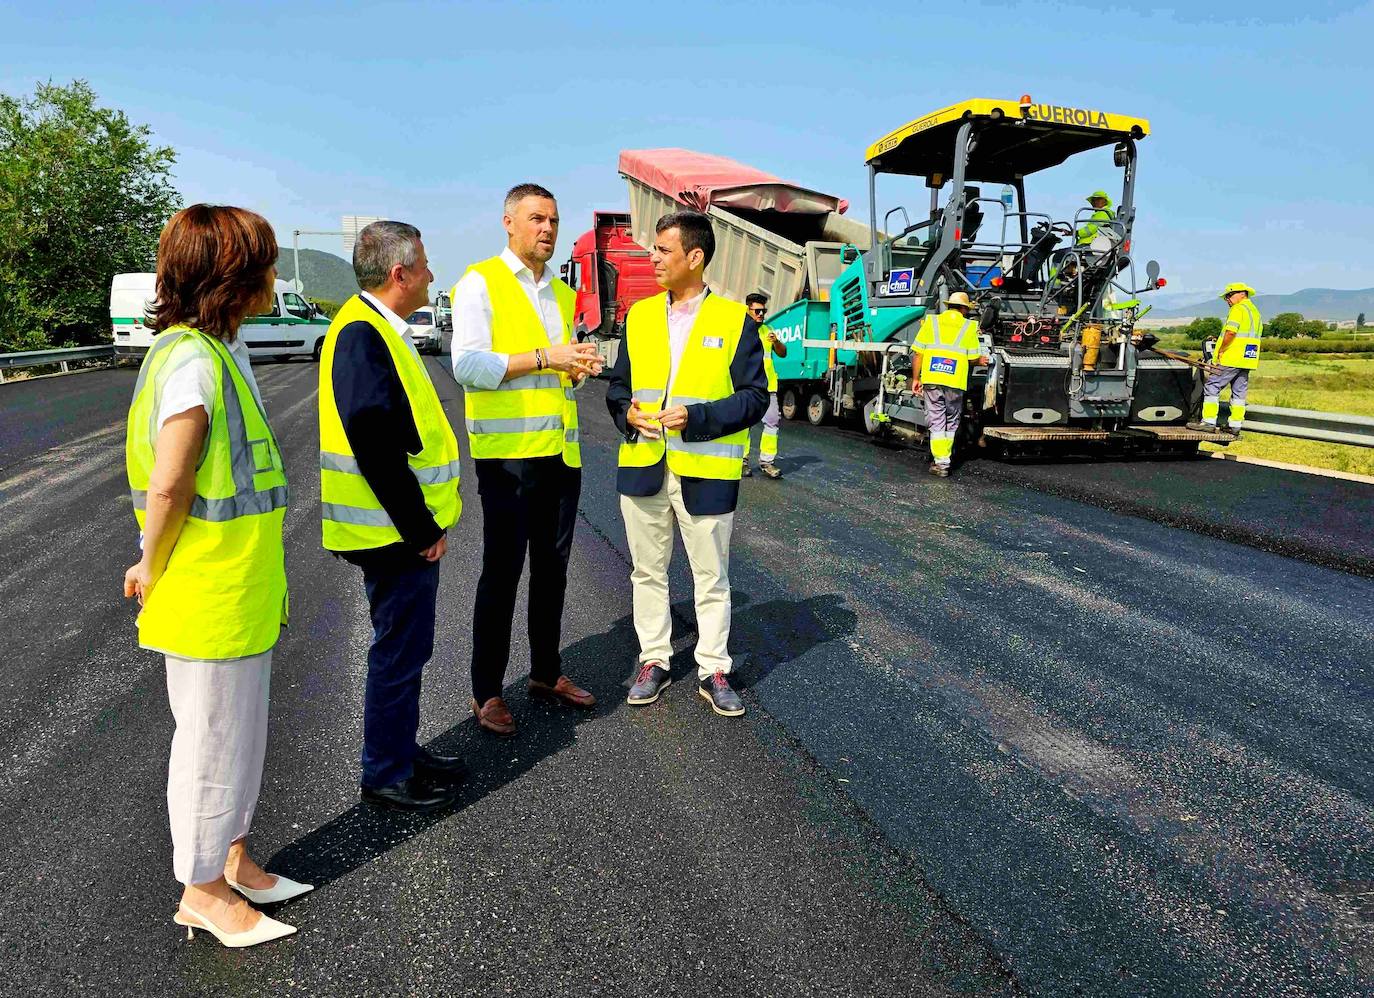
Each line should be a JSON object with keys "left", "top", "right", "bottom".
{"left": 155, "top": 334, "right": 262, "bottom": 430}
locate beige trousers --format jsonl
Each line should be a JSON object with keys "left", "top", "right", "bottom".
{"left": 620, "top": 469, "right": 734, "bottom": 679}
{"left": 165, "top": 649, "right": 272, "bottom": 885}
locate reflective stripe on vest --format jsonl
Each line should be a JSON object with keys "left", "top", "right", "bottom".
{"left": 125, "top": 326, "right": 289, "bottom": 659}
{"left": 916, "top": 314, "right": 979, "bottom": 390}
{"left": 317, "top": 295, "right": 462, "bottom": 551}
{"left": 618, "top": 292, "right": 749, "bottom": 481}
{"left": 1218, "top": 299, "right": 1263, "bottom": 369}
{"left": 460, "top": 257, "right": 580, "bottom": 466}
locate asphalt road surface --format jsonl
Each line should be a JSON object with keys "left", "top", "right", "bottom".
{"left": 0, "top": 361, "right": 1369, "bottom": 997}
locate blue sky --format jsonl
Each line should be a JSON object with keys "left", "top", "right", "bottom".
{"left": 5, "top": 0, "right": 1373, "bottom": 302}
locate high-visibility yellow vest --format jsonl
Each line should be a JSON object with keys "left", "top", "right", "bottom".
{"left": 459, "top": 257, "right": 580, "bottom": 466}
{"left": 619, "top": 291, "right": 748, "bottom": 481}
{"left": 914, "top": 312, "right": 981, "bottom": 390}
{"left": 1217, "top": 298, "right": 1263, "bottom": 369}
{"left": 125, "top": 326, "right": 288, "bottom": 659}
{"left": 1076, "top": 207, "right": 1115, "bottom": 245}
{"left": 318, "top": 295, "right": 461, "bottom": 551}
{"left": 759, "top": 323, "right": 778, "bottom": 393}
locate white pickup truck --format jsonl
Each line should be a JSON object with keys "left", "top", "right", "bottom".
{"left": 111, "top": 274, "right": 333, "bottom": 361}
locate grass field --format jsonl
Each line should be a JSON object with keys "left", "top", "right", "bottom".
{"left": 1200, "top": 355, "right": 1374, "bottom": 476}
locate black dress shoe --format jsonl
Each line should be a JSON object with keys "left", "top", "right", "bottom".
{"left": 414, "top": 746, "right": 468, "bottom": 782}
{"left": 360, "top": 776, "right": 457, "bottom": 813}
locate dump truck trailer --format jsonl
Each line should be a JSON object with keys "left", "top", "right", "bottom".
{"left": 766, "top": 98, "right": 1231, "bottom": 458}
{"left": 618, "top": 148, "right": 871, "bottom": 310}
{"left": 559, "top": 211, "right": 659, "bottom": 369}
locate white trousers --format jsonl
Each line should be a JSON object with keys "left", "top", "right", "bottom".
{"left": 165, "top": 650, "right": 272, "bottom": 885}
{"left": 620, "top": 469, "right": 734, "bottom": 679}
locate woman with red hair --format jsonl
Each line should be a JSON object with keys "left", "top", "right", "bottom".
{"left": 123, "top": 204, "right": 308, "bottom": 947}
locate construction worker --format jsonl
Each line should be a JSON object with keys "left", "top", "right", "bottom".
{"left": 741, "top": 292, "right": 787, "bottom": 479}
{"left": 1075, "top": 190, "right": 1115, "bottom": 246}
{"left": 910, "top": 291, "right": 987, "bottom": 477}
{"left": 1048, "top": 256, "right": 1081, "bottom": 295}
{"left": 606, "top": 210, "right": 767, "bottom": 718}
{"left": 1189, "top": 281, "right": 1262, "bottom": 436}
{"left": 451, "top": 183, "right": 603, "bottom": 737}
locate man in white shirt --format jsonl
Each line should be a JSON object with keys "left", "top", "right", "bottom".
{"left": 449, "top": 184, "right": 602, "bottom": 736}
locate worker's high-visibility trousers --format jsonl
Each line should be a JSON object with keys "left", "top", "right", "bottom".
{"left": 1203, "top": 366, "right": 1250, "bottom": 428}
{"left": 743, "top": 393, "right": 781, "bottom": 466}
{"left": 923, "top": 385, "right": 963, "bottom": 467}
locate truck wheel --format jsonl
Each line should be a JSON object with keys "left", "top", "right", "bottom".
{"left": 312, "top": 337, "right": 325, "bottom": 362}
{"left": 780, "top": 386, "right": 803, "bottom": 421}
{"left": 806, "top": 392, "right": 831, "bottom": 426}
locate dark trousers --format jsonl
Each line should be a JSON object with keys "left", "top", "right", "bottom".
{"left": 358, "top": 557, "right": 440, "bottom": 789}
{"left": 471, "top": 455, "right": 581, "bottom": 704}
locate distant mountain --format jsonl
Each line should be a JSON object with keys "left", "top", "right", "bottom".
{"left": 1140, "top": 291, "right": 1214, "bottom": 312}
{"left": 276, "top": 248, "right": 358, "bottom": 303}
{"left": 1154, "top": 287, "right": 1374, "bottom": 322}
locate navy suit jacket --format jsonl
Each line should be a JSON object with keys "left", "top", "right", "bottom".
{"left": 331, "top": 297, "right": 444, "bottom": 567}
{"left": 605, "top": 305, "right": 768, "bottom": 515}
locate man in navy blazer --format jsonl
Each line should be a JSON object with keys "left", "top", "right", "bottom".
{"left": 605, "top": 211, "right": 767, "bottom": 718}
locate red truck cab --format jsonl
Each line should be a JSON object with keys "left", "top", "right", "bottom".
{"left": 561, "top": 211, "right": 658, "bottom": 368}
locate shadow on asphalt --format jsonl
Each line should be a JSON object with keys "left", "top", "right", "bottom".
{"left": 619, "top": 591, "right": 858, "bottom": 689}
{"left": 778, "top": 455, "right": 822, "bottom": 473}
{"left": 265, "top": 610, "right": 639, "bottom": 893}
{"left": 267, "top": 592, "right": 855, "bottom": 894}
{"left": 728, "top": 593, "right": 858, "bottom": 689}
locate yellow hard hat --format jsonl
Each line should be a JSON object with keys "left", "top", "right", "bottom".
{"left": 944, "top": 292, "right": 974, "bottom": 309}
{"left": 1219, "top": 282, "right": 1256, "bottom": 298}
{"left": 1087, "top": 190, "right": 1111, "bottom": 203}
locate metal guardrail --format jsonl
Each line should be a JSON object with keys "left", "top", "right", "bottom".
{"left": 1225, "top": 402, "right": 1374, "bottom": 449}
{"left": 0, "top": 344, "right": 116, "bottom": 381}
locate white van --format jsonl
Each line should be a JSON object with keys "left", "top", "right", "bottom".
{"left": 111, "top": 274, "right": 333, "bottom": 361}
{"left": 405, "top": 306, "right": 442, "bottom": 355}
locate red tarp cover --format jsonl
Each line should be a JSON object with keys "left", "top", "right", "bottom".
{"left": 618, "top": 148, "right": 849, "bottom": 215}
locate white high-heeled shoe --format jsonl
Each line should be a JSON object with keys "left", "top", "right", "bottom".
{"left": 174, "top": 905, "right": 296, "bottom": 948}
{"left": 225, "top": 873, "right": 314, "bottom": 905}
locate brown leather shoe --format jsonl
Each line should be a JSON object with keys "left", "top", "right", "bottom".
{"left": 528, "top": 675, "right": 597, "bottom": 709}
{"left": 471, "top": 696, "right": 516, "bottom": 736}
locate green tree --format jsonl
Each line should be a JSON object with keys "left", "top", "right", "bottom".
{"left": 1266, "top": 312, "right": 1305, "bottom": 340}
{"left": 0, "top": 80, "right": 180, "bottom": 351}
{"left": 1357, "top": 312, "right": 1366, "bottom": 329}
{"left": 1183, "top": 316, "right": 1223, "bottom": 340}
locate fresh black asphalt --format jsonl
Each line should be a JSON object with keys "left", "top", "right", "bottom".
{"left": 0, "top": 362, "right": 1369, "bottom": 997}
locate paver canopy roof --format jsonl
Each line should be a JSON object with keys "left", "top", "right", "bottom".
{"left": 865, "top": 99, "right": 1150, "bottom": 183}
{"left": 619, "top": 148, "right": 849, "bottom": 215}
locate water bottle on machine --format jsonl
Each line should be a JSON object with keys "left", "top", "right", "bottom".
{"left": 1000, "top": 184, "right": 1015, "bottom": 213}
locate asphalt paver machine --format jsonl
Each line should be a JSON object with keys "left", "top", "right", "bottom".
{"left": 798, "top": 97, "right": 1232, "bottom": 456}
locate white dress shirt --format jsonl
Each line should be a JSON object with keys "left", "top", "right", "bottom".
{"left": 359, "top": 289, "right": 419, "bottom": 349}
{"left": 450, "top": 247, "right": 566, "bottom": 390}
{"left": 665, "top": 286, "right": 709, "bottom": 400}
